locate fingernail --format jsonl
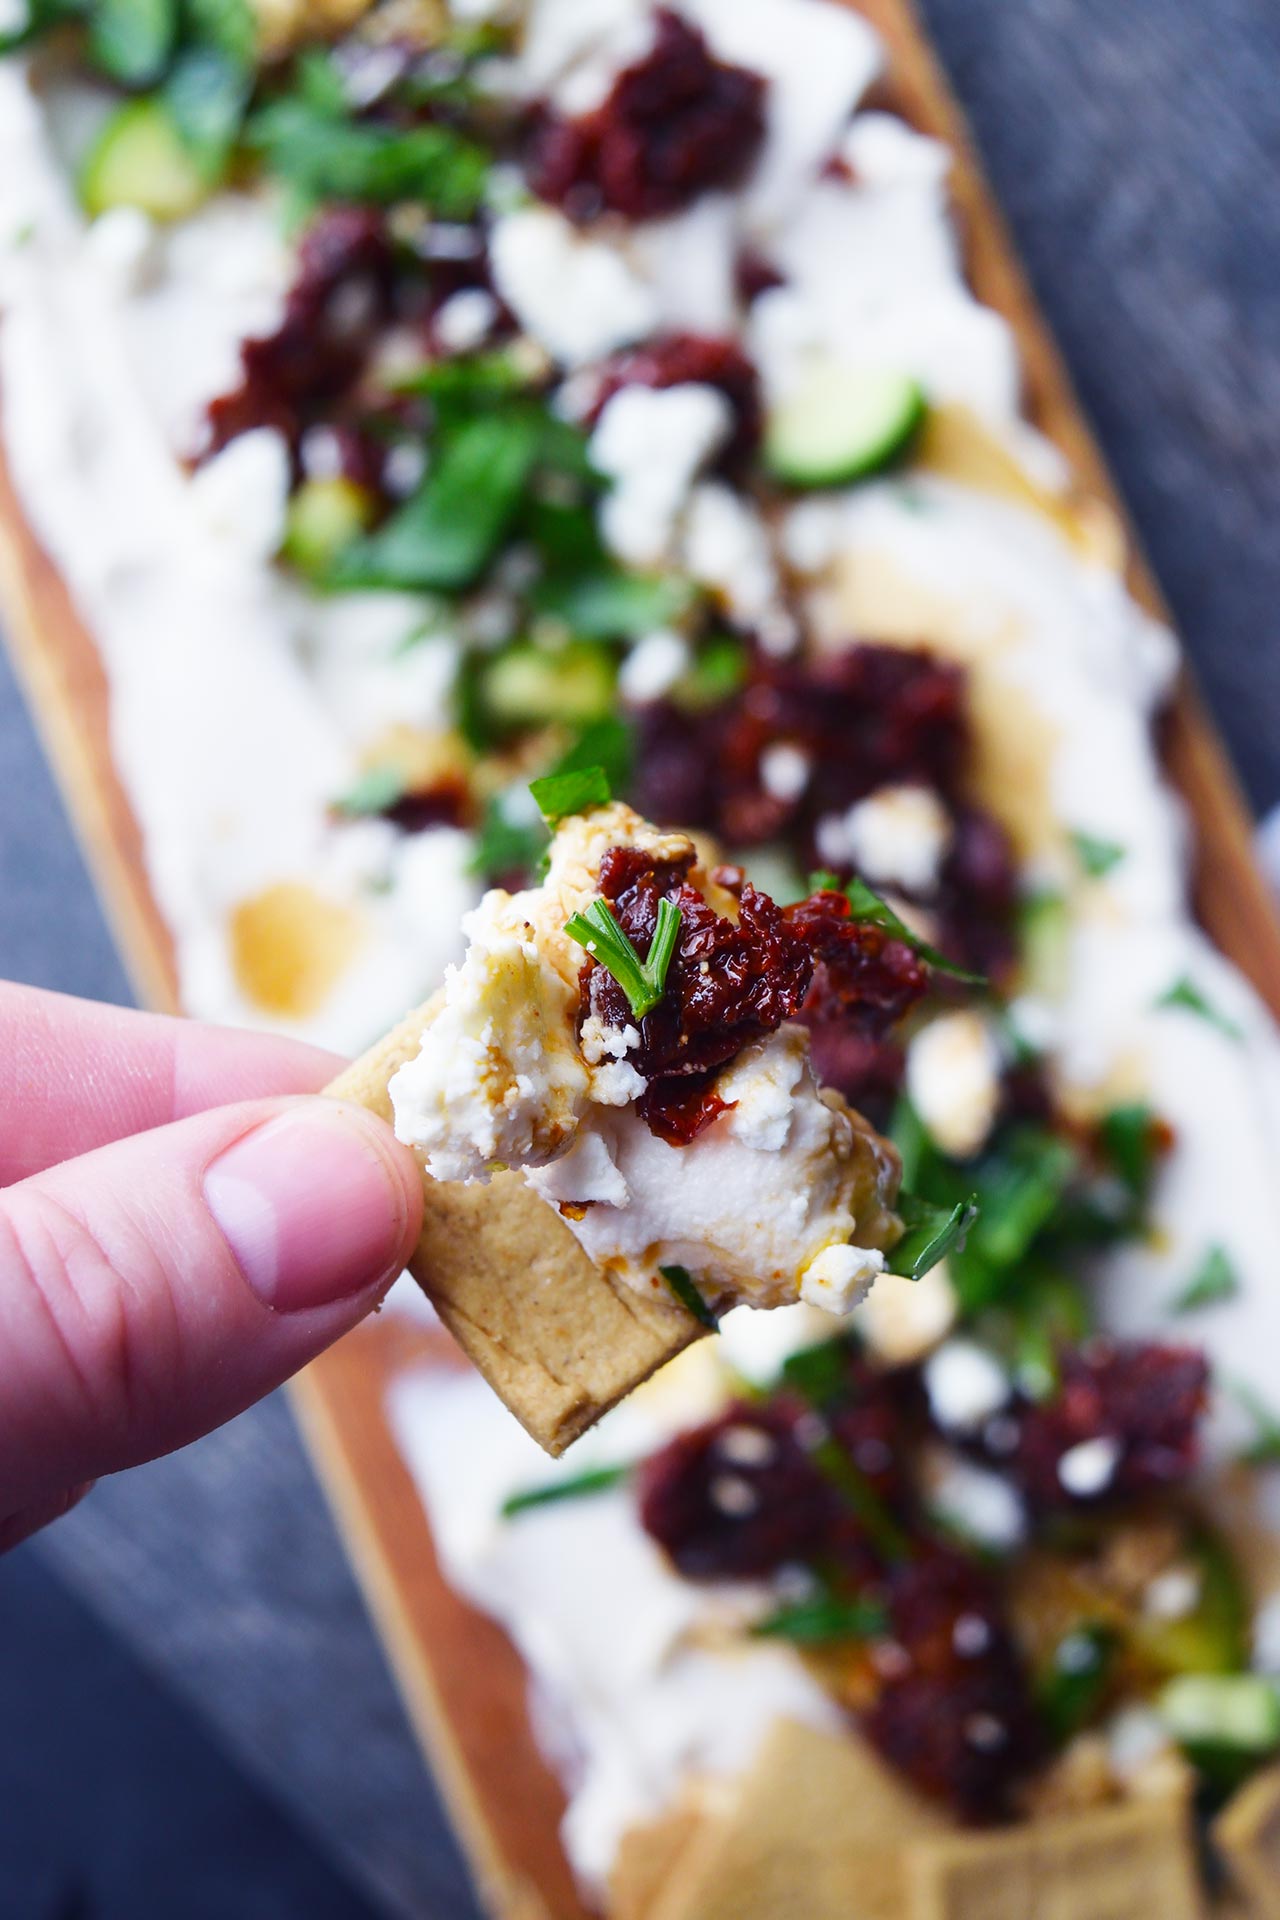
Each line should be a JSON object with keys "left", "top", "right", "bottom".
{"left": 204, "top": 1105, "right": 411, "bottom": 1312}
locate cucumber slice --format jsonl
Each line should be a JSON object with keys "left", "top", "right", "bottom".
{"left": 283, "top": 477, "right": 377, "bottom": 579}
{"left": 1161, "top": 1673, "right": 1280, "bottom": 1754}
{"left": 765, "top": 362, "right": 926, "bottom": 490}
{"left": 80, "top": 98, "right": 208, "bottom": 223}
{"left": 482, "top": 642, "right": 616, "bottom": 732}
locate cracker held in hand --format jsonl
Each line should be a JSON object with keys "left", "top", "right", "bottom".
{"left": 330, "top": 792, "right": 961, "bottom": 1453}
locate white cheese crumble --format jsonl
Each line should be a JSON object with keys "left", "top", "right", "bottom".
{"left": 433, "top": 287, "right": 499, "bottom": 354}
{"left": 923, "top": 1338, "right": 1012, "bottom": 1433}
{"left": 589, "top": 383, "right": 732, "bottom": 568}
{"left": 759, "top": 742, "right": 811, "bottom": 804}
{"left": 85, "top": 205, "right": 160, "bottom": 295}
{"left": 815, "top": 783, "right": 952, "bottom": 894}
{"left": 1056, "top": 1434, "right": 1122, "bottom": 1498}
{"left": 924, "top": 1451, "right": 1027, "bottom": 1552}
{"left": 489, "top": 206, "right": 658, "bottom": 366}
{"left": 906, "top": 1010, "right": 1002, "bottom": 1161}
{"left": 682, "top": 481, "right": 788, "bottom": 638}
{"left": 799, "top": 1242, "right": 885, "bottom": 1315}
{"left": 186, "top": 426, "right": 292, "bottom": 564}
{"left": 619, "top": 629, "right": 690, "bottom": 704}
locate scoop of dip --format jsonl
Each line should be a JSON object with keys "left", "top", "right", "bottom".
{"left": 389, "top": 799, "right": 908, "bottom": 1317}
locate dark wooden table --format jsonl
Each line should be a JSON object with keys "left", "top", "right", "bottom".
{"left": 2, "top": 2, "right": 1279, "bottom": 1913}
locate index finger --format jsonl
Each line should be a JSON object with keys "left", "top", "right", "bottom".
{"left": 0, "top": 983, "right": 344, "bottom": 1185}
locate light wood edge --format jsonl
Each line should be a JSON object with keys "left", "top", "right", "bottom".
{"left": 1, "top": 6, "right": 1278, "bottom": 1917}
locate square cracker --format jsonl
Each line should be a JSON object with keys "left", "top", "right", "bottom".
{"left": 1214, "top": 1763, "right": 1280, "bottom": 1920}
{"left": 326, "top": 997, "right": 702, "bottom": 1455}
{"left": 641, "top": 1718, "right": 945, "bottom": 1920}
{"left": 906, "top": 1791, "right": 1201, "bottom": 1920}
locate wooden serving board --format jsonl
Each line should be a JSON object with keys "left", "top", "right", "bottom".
{"left": 4, "top": 4, "right": 1280, "bottom": 1917}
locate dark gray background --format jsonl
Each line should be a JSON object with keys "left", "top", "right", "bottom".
{"left": 2, "top": 2, "right": 1279, "bottom": 1913}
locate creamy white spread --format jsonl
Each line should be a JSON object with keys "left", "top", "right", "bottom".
{"left": 389, "top": 802, "right": 898, "bottom": 1312}
{"left": 3, "top": 0, "right": 1280, "bottom": 1895}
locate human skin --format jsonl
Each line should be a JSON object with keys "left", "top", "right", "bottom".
{"left": 0, "top": 983, "right": 424, "bottom": 1550}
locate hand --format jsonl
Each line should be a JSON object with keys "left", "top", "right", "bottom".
{"left": 0, "top": 983, "right": 423, "bottom": 1551}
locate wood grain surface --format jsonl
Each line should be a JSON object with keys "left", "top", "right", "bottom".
{"left": 3, "top": 2, "right": 1280, "bottom": 1916}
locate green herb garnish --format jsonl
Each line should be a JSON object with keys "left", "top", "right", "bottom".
{"left": 332, "top": 764, "right": 408, "bottom": 818}
{"left": 1229, "top": 1381, "right": 1280, "bottom": 1466}
{"left": 1098, "top": 1102, "right": 1161, "bottom": 1204}
{"left": 335, "top": 410, "right": 543, "bottom": 593}
{"left": 810, "top": 871, "right": 985, "bottom": 986}
{"left": 885, "top": 1191, "right": 978, "bottom": 1281}
{"left": 1071, "top": 830, "right": 1126, "bottom": 879}
{"left": 501, "top": 1464, "right": 632, "bottom": 1518}
{"left": 529, "top": 564, "right": 695, "bottom": 640}
{"left": 752, "top": 1593, "right": 889, "bottom": 1644}
{"left": 1037, "top": 1624, "right": 1118, "bottom": 1744}
{"left": 659, "top": 1263, "right": 718, "bottom": 1330}
{"left": 780, "top": 1335, "right": 854, "bottom": 1411}
{"left": 1156, "top": 975, "right": 1243, "bottom": 1041}
{"left": 530, "top": 763, "right": 612, "bottom": 827}
{"left": 811, "top": 1436, "right": 910, "bottom": 1563}
{"left": 565, "top": 897, "right": 682, "bottom": 1020}
{"left": 1170, "top": 1245, "right": 1240, "bottom": 1317}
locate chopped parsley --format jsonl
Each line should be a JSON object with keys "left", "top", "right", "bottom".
{"left": 659, "top": 1263, "right": 718, "bottom": 1329}
{"left": 1171, "top": 1245, "right": 1240, "bottom": 1316}
{"left": 885, "top": 1191, "right": 979, "bottom": 1282}
{"left": 1156, "top": 974, "right": 1243, "bottom": 1041}
{"left": 810, "top": 871, "right": 985, "bottom": 986}
{"left": 565, "top": 896, "right": 682, "bottom": 1020}
{"left": 752, "top": 1592, "right": 889, "bottom": 1644}
{"left": 501, "top": 1464, "right": 632, "bottom": 1518}
{"left": 530, "top": 764, "right": 613, "bottom": 827}
{"left": 1071, "top": 830, "right": 1126, "bottom": 879}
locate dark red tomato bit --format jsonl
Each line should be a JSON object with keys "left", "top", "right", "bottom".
{"left": 591, "top": 332, "right": 762, "bottom": 468}
{"left": 933, "top": 807, "right": 1020, "bottom": 987}
{"left": 787, "top": 889, "right": 928, "bottom": 1031}
{"left": 637, "top": 1402, "right": 834, "bottom": 1579}
{"left": 586, "top": 853, "right": 814, "bottom": 1089}
{"left": 864, "top": 1548, "right": 1041, "bottom": 1819}
{"left": 380, "top": 773, "right": 473, "bottom": 833}
{"left": 205, "top": 207, "right": 400, "bottom": 464}
{"left": 735, "top": 246, "right": 785, "bottom": 303}
{"left": 636, "top": 1070, "right": 732, "bottom": 1147}
{"left": 1002, "top": 1340, "right": 1209, "bottom": 1511}
{"left": 527, "top": 9, "right": 767, "bottom": 223}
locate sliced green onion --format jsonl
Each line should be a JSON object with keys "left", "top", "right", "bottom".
{"left": 565, "top": 897, "right": 681, "bottom": 1020}
{"left": 659, "top": 1263, "right": 718, "bottom": 1330}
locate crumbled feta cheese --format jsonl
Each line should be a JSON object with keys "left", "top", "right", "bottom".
{"left": 799, "top": 1242, "right": 885, "bottom": 1315}
{"left": 590, "top": 384, "right": 732, "bottom": 567}
{"left": 434, "top": 287, "right": 499, "bottom": 354}
{"left": 682, "top": 481, "right": 782, "bottom": 628}
{"left": 490, "top": 206, "right": 658, "bottom": 366}
{"left": 759, "top": 743, "right": 811, "bottom": 804}
{"left": 856, "top": 1260, "right": 957, "bottom": 1364}
{"left": 619, "top": 629, "right": 690, "bottom": 704}
{"left": 85, "top": 205, "right": 159, "bottom": 296}
{"left": 187, "top": 427, "right": 291, "bottom": 564}
{"left": 1106, "top": 1705, "right": 1175, "bottom": 1783}
{"left": 781, "top": 497, "right": 847, "bottom": 575}
{"left": 840, "top": 112, "right": 951, "bottom": 188}
{"left": 815, "top": 784, "right": 952, "bottom": 894}
{"left": 579, "top": 1015, "right": 642, "bottom": 1065}
{"left": 923, "top": 1338, "right": 1011, "bottom": 1433}
{"left": 1143, "top": 1566, "right": 1202, "bottom": 1622}
{"left": 524, "top": 1126, "right": 630, "bottom": 1208}
{"left": 383, "top": 441, "right": 427, "bottom": 499}
{"left": 906, "top": 1010, "right": 1002, "bottom": 1161}
{"left": 1057, "top": 1435, "right": 1121, "bottom": 1498}
{"left": 925, "top": 1452, "right": 1026, "bottom": 1552}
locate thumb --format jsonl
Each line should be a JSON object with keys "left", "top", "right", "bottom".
{"left": 0, "top": 1096, "right": 422, "bottom": 1515}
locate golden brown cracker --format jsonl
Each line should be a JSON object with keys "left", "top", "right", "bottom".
{"left": 609, "top": 1802, "right": 710, "bottom": 1920}
{"left": 642, "top": 1718, "right": 944, "bottom": 1920}
{"left": 327, "top": 998, "right": 701, "bottom": 1455}
{"left": 906, "top": 1792, "right": 1201, "bottom": 1920}
{"left": 1215, "top": 1764, "right": 1280, "bottom": 1920}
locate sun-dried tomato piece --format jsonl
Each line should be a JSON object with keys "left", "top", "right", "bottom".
{"left": 206, "top": 207, "right": 400, "bottom": 463}
{"left": 591, "top": 332, "right": 762, "bottom": 468}
{"left": 586, "top": 855, "right": 814, "bottom": 1088}
{"left": 933, "top": 806, "right": 1019, "bottom": 985}
{"left": 636, "top": 1071, "right": 732, "bottom": 1147}
{"left": 1003, "top": 1341, "right": 1209, "bottom": 1512}
{"left": 863, "top": 1547, "right": 1041, "bottom": 1819}
{"left": 637, "top": 1402, "right": 834, "bottom": 1579}
{"left": 787, "top": 889, "right": 929, "bottom": 1030}
{"left": 528, "top": 9, "right": 767, "bottom": 222}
